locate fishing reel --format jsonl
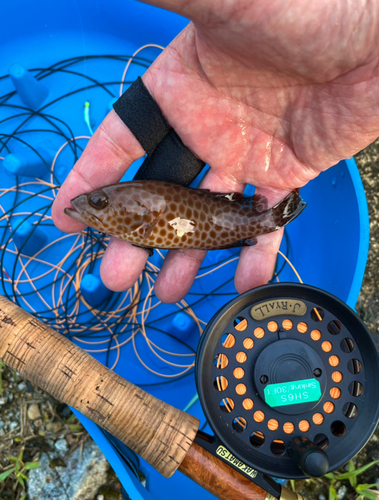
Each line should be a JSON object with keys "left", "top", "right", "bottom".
{"left": 195, "top": 283, "right": 379, "bottom": 482}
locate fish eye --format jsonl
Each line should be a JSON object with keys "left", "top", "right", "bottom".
{"left": 88, "top": 191, "right": 109, "bottom": 210}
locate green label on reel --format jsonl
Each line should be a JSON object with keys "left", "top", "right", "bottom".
{"left": 264, "top": 378, "right": 321, "bottom": 407}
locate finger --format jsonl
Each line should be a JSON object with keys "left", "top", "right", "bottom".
{"left": 154, "top": 169, "right": 245, "bottom": 304}
{"left": 52, "top": 110, "right": 145, "bottom": 233}
{"left": 139, "top": 0, "right": 209, "bottom": 20}
{"left": 100, "top": 238, "right": 148, "bottom": 292}
{"left": 234, "top": 187, "right": 290, "bottom": 294}
{"left": 153, "top": 249, "right": 207, "bottom": 304}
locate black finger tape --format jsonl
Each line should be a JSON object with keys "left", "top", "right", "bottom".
{"left": 134, "top": 129, "right": 205, "bottom": 186}
{"left": 113, "top": 77, "right": 171, "bottom": 156}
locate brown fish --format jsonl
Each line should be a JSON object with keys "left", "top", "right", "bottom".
{"left": 64, "top": 180, "right": 306, "bottom": 250}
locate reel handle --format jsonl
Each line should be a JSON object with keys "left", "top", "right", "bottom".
{"left": 0, "top": 295, "right": 198, "bottom": 478}
{"left": 288, "top": 437, "right": 329, "bottom": 477}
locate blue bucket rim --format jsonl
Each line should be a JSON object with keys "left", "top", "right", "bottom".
{"left": 343, "top": 157, "right": 369, "bottom": 308}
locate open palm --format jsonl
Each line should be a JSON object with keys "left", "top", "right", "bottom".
{"left": 52, "top": 0, "right": 379, "bottom": 303}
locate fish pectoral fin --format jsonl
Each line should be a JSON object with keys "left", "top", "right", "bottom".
{"left": 137, "top": 210, "right": 163, "bottom": 240}
{"left": 140, "top": 223, "right": 155, "bottom": 240}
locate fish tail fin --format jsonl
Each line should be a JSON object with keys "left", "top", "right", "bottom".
{"left": 271, "top": 189, "right": 307, "bottom": 229}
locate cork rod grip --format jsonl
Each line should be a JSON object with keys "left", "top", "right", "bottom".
{"left": 0, "top": 295, "right": 199, "bottom": 478}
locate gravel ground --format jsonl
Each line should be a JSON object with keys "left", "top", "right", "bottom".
{"left": 0, "top": 142, "right": 378, "bottom": 500}
{"left": 355, "top": 139, "right": 379, "bottom": 336}
{"left": 0, "top": 366, "right": 123, "bottom": 500}
{"left": 294, "top": 141, "right": 379, "bottom": 500}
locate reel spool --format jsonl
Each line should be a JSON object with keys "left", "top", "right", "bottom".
{"left": 196, "top": 283, "right": 379, "bottom": 479}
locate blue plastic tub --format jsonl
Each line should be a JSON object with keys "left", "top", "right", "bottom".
{"left": 0, "top": 1, "right": 369, "bottom": 499}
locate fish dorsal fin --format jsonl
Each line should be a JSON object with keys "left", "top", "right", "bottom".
{"left": 250, "top": 193, "right": 268, "bottom": 213}
{"left": 215, "top": 191, "right": 268, "bottom": 212}
{"left": 201, "top": 190, "right": 268, "bottom": 212}
{"left": 230, "top": 193, "right": 268, "bottom": 213}
{"left": 194, "top": 187, "right": 243, "bottom": 199}
{"left": 197, "top": 188, "right": 268, "bottom": 213}
{"left": 212, "top": 191, "right": 244, "bottom": 201}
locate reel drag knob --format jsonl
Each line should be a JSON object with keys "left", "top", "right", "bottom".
{"left": 288, "top": 436, "right": 329, "bottom": 477}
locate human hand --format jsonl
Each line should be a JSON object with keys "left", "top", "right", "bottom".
{"left": 52, "top": 0, "right": 379, "bottom": 303}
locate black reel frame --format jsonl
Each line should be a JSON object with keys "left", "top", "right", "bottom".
{"left": 195, "top": 283, "right": 379, "bottom": 480}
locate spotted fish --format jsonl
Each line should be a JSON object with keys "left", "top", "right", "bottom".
{"left": 64, "top": 180, "right": 306, "bottom": 250}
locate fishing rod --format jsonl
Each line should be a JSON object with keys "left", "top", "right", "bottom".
{"left": 0, "top": 292, "right": 301, "bottom": 500}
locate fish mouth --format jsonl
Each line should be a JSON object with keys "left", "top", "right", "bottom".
{"left": 64, "top": 207, "right": 88, "bottom": 225}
